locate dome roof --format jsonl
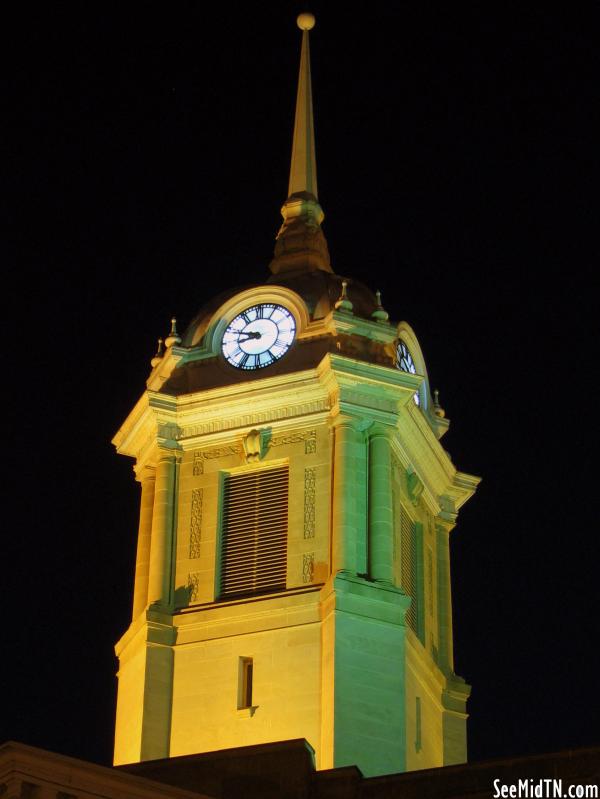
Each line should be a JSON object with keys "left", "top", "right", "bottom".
{"left": 182, "top": 270, "right": 380, "bottom": 348}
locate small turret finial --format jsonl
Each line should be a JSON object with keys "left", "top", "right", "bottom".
{"left": 371, "top": 290, "right": 390, "bottom": 323}
{"left": 151, "top": 338, "right": 165, "bottom": 368}
{"left": 433, "top": 389, "right": 446, "bottom": 418}
{"left": 165, "top": 317, "right": 182, "bottom": 348}
{"left": 335, "top": 280, "right": 354, "bottom": 313}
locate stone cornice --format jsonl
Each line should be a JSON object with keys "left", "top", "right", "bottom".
{"left": 318, "top": 353, "right": 421, "bottom": 422}
{"left": 114, "top": 369, "right": 332, "bottom": 462}
{"left": 116, "top": 352, "right": 479, "bottom": 516}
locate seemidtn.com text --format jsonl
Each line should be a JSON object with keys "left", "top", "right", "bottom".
{"left": 493, "top": 780, "right": 598, "bottom": 799}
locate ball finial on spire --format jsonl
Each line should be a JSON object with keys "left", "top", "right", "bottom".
{"left": 297, "top": 12, "right": 315, "bottom": 31}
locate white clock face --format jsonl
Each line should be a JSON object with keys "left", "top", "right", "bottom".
{"left": 396, "top": 341, "right": 420, "bottom": 406}
{"left": 222, "top": 304, "right": 296, "bottom": 369}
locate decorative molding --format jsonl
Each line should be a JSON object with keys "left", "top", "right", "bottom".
{"left": 201, "top": 445, "right": 241, "bottom": 460}
{"left": 340, "top": 388, "right": 399, "bottom": 414}
{"left": 243, "top": 429, "right": 268, "bottom": 463}
{"left": 189, "top": 488, "right": 203, "bottom": 559}
{"left": 271, "top": 429, "right": 316, "bottom": 448}
{"left": 157, "top": 422, "right": 181, "bottom": 441}
{"left": 407, "top": 469, "right": 424, "bottom": 506}
{"left": 392, "top": 454, "right": 403, "bottom": 486}
{"left": 192, "top": 451, "right": 204, "bottom": 476}
{"left": 187, "top": 572, "right": 200, "bottom": 603}
{"left": 303, "top": 552, "right": 315, "bottom": 584}
{"left": 304, "top": 467, "right": 316, "bottom": 539}
{"left": 178, "top": 401, "right": 328, "bottom": 439}
{"left": 305, "top": 436, "right": 317, "bottom": 454}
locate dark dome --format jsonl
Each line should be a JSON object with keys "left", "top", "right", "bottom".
{"left": 182, "top": 270, "right": 380, "bottom": 348}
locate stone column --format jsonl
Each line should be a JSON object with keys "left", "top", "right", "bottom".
{"left": 331, "top": 417, "right": 362, "bottom": 575}
{"left": 132, "top": 466, "right": 156, "bottom": 620}
{"left": 436, "top": 519, "right": 455, "bottom": 673}
{"left": 368, "top": 424, "right": 394, "bottom": 583}
{"left": 147, "top": 451, "right": 177, "bottom": 609}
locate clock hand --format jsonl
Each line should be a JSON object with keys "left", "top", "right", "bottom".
{"left": 238, "top": 331, "right": 262, "bottom": 342}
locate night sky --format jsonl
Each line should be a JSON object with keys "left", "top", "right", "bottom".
{"left": 5, "top": 4, "right": 598, "bottom": 769}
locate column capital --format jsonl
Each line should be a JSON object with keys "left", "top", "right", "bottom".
{"left": 135, "top": 464, "right": 157, "bottom": 483}
{"left": 330, "top": 413, "right": 370, "bottom": 433}
{"left": 367, "top": 421, "right": 394, "bottom": 440}
{"left": 156, "top": 448, "right": 180, "bottom": 466}
{"left": 435, "top": 518, "right": 456, "bottom": 536}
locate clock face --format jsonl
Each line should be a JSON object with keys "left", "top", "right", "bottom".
{"left": 396, "top": 341, "right": 421, "bottom": 406}
{"left": 222, "top": 304, "right": 296, "bottom": 369}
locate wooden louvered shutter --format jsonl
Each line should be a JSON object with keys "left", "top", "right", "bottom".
{"left": 400, "top": 505, "right": 418, "bottom": 633}
{"left": 220, "top": 465, "right": 288, "bottom": 599}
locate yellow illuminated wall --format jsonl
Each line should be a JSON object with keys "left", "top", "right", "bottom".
{"left": 113, "top": 338, "right": 477, "bottom": 776}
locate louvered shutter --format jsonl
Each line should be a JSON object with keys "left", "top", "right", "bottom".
{"left": 220, "top": 465, "right": 288, "bottom": 599}
{"left": 400, "top": 505, "right": 418, "bottom": 632}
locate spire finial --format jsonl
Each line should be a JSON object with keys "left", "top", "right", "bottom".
{"left": 297, "top": 12, "right": 315, "bottom": 31}
{"left": 289, "top": 14, "right": 318, "bottom": 199}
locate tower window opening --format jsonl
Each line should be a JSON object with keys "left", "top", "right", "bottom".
{"left": 400, "top": 506, "right": 425, "bottom": 641}
{"left": 219, "top": 465, "right": 288, "bottom": 599}
{"left": 238, "top": 657, "right": 254, "bottom": 709}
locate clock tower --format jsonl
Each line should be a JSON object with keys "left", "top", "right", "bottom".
{"left": 112, "top": 14, "right": 479, "bottom": 778}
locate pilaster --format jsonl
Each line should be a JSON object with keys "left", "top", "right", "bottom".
{"left": 331, "top": 416, "right": 365, "bottom": 575}
{"left": 435, "top": 518, "right": 455, "bottom": 674}
{"left": 132, "top": 466, "right": 156, "bottom": 620}
{"left": 114, "top": 612, "right": 175, "bottom": 765}
{"left": 148, "top": 451, "right": 179, "bottom": 610}
{"left": 368, "top": 424, "right": 394, "bottom": 584}
{"left": 320, "top": 574, "right": 411, "bottom": 777}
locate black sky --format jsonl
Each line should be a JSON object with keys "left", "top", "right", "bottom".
{"left": 4, "top": 3, "right": 598, "bottom": 768}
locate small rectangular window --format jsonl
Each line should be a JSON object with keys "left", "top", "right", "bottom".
{"left": 238, "top": 657, "right": 253, "bottom": 709}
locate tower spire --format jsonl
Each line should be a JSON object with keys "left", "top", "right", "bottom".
{"left": 270, "top": 13, "right": 332, "bottom": 275}
{"left": 289, "top": 12, "right": 318, "bottom": 200}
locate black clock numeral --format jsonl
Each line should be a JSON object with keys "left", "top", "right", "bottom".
{"left": 239, "top": 353, "right": 250, "bottom": 368}
{"left": 256, "top": 305, "right": 264, "bottom": 319}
